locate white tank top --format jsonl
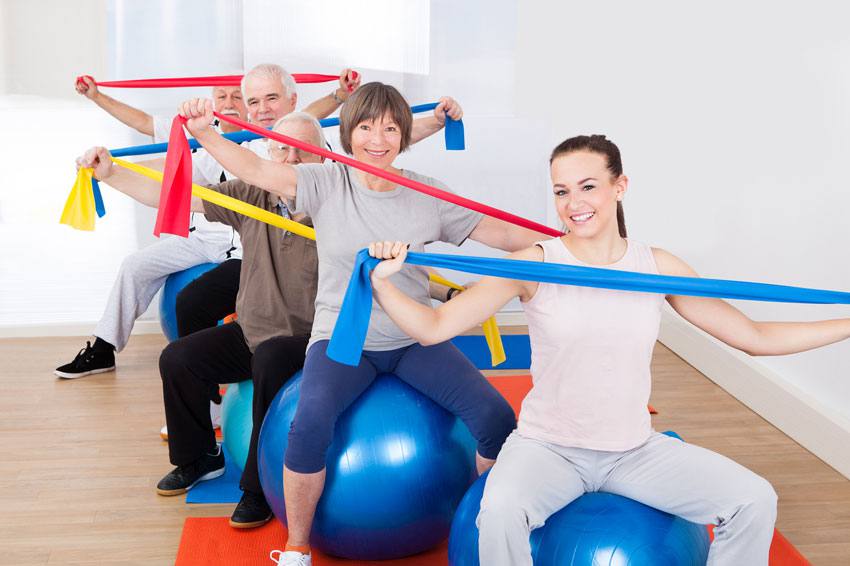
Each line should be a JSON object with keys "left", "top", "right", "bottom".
{"left": 518, "top": 238, "right": 664, "bottom": 451}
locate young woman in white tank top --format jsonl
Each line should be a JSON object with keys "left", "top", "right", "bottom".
{"left": 367, "top": 135, "right": 850, "bottom": 565}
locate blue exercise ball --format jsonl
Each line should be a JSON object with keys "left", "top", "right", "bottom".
{"left": 159, "top": 262, "right": 218, "bottom": 342}
{"left": 221, "top": 380, "right": 253, "bottom": 471}
{"left": 449, "top": 471, "right": 710, "bottom": 566}
{"left": 258, "top": 371, "right": 478, "bottom": 560}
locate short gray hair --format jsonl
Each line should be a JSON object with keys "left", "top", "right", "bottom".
{"left": 241, "top": 63, "right": 297, "bottom": 99}
{"left": 273, "top": 111, "right": 327, "bottom": 148}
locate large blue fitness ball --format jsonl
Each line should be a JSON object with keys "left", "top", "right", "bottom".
{"left": 448, "top": 471, "right": 710, "bottom": 565}
{"left": 258, "top": 372, "right": 478, "bottom": 560}
{"left": 221, "top": 379, "right": 253, "bottom": 470}
{"left": 159, "top": 262, "right": 218, "bottom": 342}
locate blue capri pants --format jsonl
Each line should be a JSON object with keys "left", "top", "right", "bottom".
{"left": 284, "top": 339, "right": 517, "bottom": 473}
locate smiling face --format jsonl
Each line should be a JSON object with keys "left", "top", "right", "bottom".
{"left": 243, "top": 73, "right": 297, "bottom": 128}
{"left": 348, "top": 112, "right": 402, "bottom": 169}
{"left": 550, "top": 150, "right": 627, "bottom": 239}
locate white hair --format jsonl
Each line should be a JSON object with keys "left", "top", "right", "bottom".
{"left": 241, "top": 63, "right": 298, "bottom": 99}
{"left": 273, "top": 112, "right": 327, "bottom": 148}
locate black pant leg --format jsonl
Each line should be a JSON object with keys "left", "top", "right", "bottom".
{"left": 160, "top": 322, "right": 252, "bottom": 466}
{"left": 175, "top": 258, "right": 242, "bottom": 338}
{"left": 239, "top": 335, "right": 310, "bottom": 495}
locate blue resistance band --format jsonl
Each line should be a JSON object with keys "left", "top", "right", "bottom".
{"left": 326, "top": 248, "right": 850, "bottom": 366}
{"left": 109, "top": 103, "right": 462, "bottom": 157}
{"left": 91, "top": 178, "right": 106, "bottom": 218}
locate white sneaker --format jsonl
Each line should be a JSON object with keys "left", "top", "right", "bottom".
{"left": 210, "top": 399, "right": 223, "bottom": 429}
{"left": 269, "top": 550, "right": 311, "bottom": 565}
{"left": 160, "top": 401, "right": 222, "bottom": 440}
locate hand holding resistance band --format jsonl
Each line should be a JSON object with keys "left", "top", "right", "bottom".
{"left": 326, "top": 248, "right": 850, "bottom": 366}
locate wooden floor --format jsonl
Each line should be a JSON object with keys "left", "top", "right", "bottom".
{"left": 1, "top": 334, "right": 848, "bottom": 565}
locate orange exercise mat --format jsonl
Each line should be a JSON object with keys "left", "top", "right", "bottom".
{"left": 175, "top": 517, "right": 809, "bottom": 565}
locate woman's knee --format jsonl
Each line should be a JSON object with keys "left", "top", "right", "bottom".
{"left": 722, "top": 471, "right": 778, "bottom": 531}
{"left": 747, "top": 474, "right": 778, "bottom": 520}
{"left": 473, "top": 396, "right": 517, "bottom": 459}
{"left": 284, "top": 405, "right": 337, "bottom": 473}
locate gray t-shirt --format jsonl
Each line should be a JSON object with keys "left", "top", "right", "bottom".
{"left": 294, "top": 161, "right": 483, "bottom": 351}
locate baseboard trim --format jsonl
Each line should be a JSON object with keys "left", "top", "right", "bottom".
{"left": 0, "top": 320, "right": 163, "bottom": 339}
{"left": 659, "top": 309, "right": 850, "bottom": 480}
{"left": 1, "top": 314, "right": 528, "bottom": 339}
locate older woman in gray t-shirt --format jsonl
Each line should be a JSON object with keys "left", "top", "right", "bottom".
{"left": 181, "top": 82, "right": 544, "bottom": 562}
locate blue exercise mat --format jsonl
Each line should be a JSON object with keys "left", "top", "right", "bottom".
{"left": 185, "top": 446, "right": 242, "bottom": 505}
{"left": 452, "top": 334, "right": 531, "bottom": 370}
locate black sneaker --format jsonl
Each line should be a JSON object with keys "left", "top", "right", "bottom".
{"left": 156, "top": 446, "right": 225, "bottom": 496}
{"left": 230, "top": 490, "right": 273, "bottom": 529}
{"left": 54, "top": 341, "right": 115, "bottom": 379}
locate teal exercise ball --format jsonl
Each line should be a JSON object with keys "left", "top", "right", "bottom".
{"left": 221, "top": 379, "right": 253, "bottom": 470}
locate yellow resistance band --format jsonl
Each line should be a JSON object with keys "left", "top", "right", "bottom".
{"left": 111, "top": 158, "right": 507, "bottom": 366}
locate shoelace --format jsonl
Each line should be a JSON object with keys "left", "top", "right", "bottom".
{"left": 269, "top": 550, "right": 308, "bottom": 565}
{"left": 73, "top": 341, "right": 96, "bottom": 367}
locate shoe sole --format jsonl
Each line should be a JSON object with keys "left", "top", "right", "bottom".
{"left": 54, "top": 366, "right": 116, "bottom": 379}
{"left": 229, "top": 513, "right": 273, "bottom": 529}
{"left": 156, "top": 467, "right": 226, "bottom": 496}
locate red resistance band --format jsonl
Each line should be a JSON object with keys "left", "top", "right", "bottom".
{"left": 76, "top": 73, "right": 343, "bottom": 88}
{"left": 154, "top": 110, "right": 562, "bottom": 238}
{"left": 211, "top": 111, "right": 563, "bottom": 238}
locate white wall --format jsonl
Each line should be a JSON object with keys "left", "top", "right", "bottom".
{"left": 0, "top": 0, "right": 108, "bottom": 97}
{"left": 516, "top": 1, "right": 850, "bottom": 421}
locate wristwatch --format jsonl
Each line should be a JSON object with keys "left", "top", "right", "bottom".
{"left": 332, "top": 89, "right": 346, "bottom": 105}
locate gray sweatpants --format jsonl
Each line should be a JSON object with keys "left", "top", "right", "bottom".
{"left": 477, "top": 431, "right": 777, "bottom": 566}
{"left": 93, "top": 233, "right": 231, "bottom": 351}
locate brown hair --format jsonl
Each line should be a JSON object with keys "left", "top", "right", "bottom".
{"left": 550, "top": 134, "right": 627, "bottom": 238}
{"left": 339, "top": 82, "right": 413, "bottom": 155}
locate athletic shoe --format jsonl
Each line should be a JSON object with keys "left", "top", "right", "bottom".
{"left": 54, "top": 341, "right": 115, "bottom": 379}
{"left": 210, "top": 399, "right": 222, "bottom": 429}
{"left": 269, "top": 550, "right": 311, "bottom": 566}
{"left": 230, "top": 491, "right": 273, "bottom": 529}
{"left": 160, "top": 401, "right": 222, "bottom": 440}
{"left": 156, "top": 445, "right": 225, "bottom": 495}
